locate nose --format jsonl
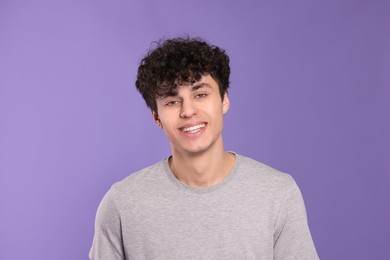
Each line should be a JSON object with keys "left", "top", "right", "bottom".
{"left": 180, "top": 98, "right": 198, "bottom": 118}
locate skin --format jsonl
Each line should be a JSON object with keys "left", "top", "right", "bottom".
{"left": 152, "top": 74, "right": 235, "bottom": 188}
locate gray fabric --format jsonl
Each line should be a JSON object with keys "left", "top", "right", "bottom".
{"left": 90, "top": 154, "right": 319, "bottom": 259}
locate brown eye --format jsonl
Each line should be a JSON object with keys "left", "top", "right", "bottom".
{"left": 195, "top": 93, "right": 208, "bottom": 98}
{"left": 166, "top": 100, "right": 179, "bottom": 106}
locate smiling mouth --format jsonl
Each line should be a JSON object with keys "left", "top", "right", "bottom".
{"left": 181, "top": 124, "right": 206, "bottom": 133}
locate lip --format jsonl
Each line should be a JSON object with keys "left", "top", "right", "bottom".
{"left": 179, "top": 121, "right": 207, "bottom": 129}
{"left": 178, "top": 122, "right": 207, "bottom": 136}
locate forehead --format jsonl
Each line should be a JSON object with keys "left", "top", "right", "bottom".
{"left": 159, "top": 75, "right": 218, "bottom": 97}
{"left": 179, "top": 81, "right": 212, "bottom": 91}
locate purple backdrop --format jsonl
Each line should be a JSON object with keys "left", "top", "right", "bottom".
{"left": 1, "top": 0, "right": 389, "bottom": 259}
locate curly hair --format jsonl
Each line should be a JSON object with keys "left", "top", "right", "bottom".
{"left": 135, "top": 37, "right": 230, "bottom": 113}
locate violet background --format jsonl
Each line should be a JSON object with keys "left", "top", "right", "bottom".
{"left": 1, "top": 0, "right": 389, "bottom": 259}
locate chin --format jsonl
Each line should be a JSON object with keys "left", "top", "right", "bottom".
{"left": 182, "top": 143, "right": 213, "bottom": 155}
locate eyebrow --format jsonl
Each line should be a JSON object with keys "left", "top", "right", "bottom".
{"left": 191, "top": 82, "right": 211, "bottom": 91}
{"left": 157, "top": 82, "right": 211, "bottom": 100}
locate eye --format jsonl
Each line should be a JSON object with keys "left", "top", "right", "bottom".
{"left": 195, "top": 93, "right": 208, "bottom": 99}
{"left": 165, "top": 100, "right": 179, "bottom": 106}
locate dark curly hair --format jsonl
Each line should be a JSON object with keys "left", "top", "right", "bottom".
{"left": 135, "top": 37, "right": 230, "bottom": 113}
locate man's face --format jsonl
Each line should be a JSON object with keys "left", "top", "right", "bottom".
{"left": 153, "top": 74, "right": 230, "bottom": 156}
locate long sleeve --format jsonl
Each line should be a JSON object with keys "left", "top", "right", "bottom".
{"left": 89, "top": 189, "right": 125, "bottom": 260}
{"left": 273, "top": 180, "right": 319, "bottom": 260}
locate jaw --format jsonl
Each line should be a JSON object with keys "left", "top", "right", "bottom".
{"left": 170, "top": 128, "right": 224, "bottom": 158}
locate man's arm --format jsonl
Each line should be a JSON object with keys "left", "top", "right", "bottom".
{"left": 273, "top": 180, "right": 319, "bottom": 260}
{"left": 90, "top": 189, "right": 125, "bottom": 260}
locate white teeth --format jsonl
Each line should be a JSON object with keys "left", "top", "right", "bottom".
{"left": 182, "top": 124, "right": 206, "bottom": 133}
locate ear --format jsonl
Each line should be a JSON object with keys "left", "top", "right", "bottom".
{"left": 222, "top": 93, "right": 230, "bottom": 114}
{"left": 151, "top": 110, "right": 158, "bottom": 121}
{"left": 151, "top": 110, "right": 162, "bottom": 128}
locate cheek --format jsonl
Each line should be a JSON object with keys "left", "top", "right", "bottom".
{"left": 209, "top": 109, "right": 224, "bottom": 127}
{"left": 160, "top": 117, "right": 177, "bottom": 132}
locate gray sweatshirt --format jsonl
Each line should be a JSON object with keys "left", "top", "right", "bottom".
{"left": 90, "top": 153, "right": 319, "bottom": 259}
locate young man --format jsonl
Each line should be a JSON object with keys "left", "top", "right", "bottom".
{"left": 90, "top": 37, "right": 319, "bottom": 259}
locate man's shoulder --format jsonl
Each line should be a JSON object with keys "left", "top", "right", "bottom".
{"left": 110, "top": 159, "right": 168, "bottom": 195}
{"left": 236, "top": 154, "right": 296, "bottom": 190}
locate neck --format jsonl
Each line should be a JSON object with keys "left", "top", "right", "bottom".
{"left": 169, "top": 141, "right": 235, "bottom": 188}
